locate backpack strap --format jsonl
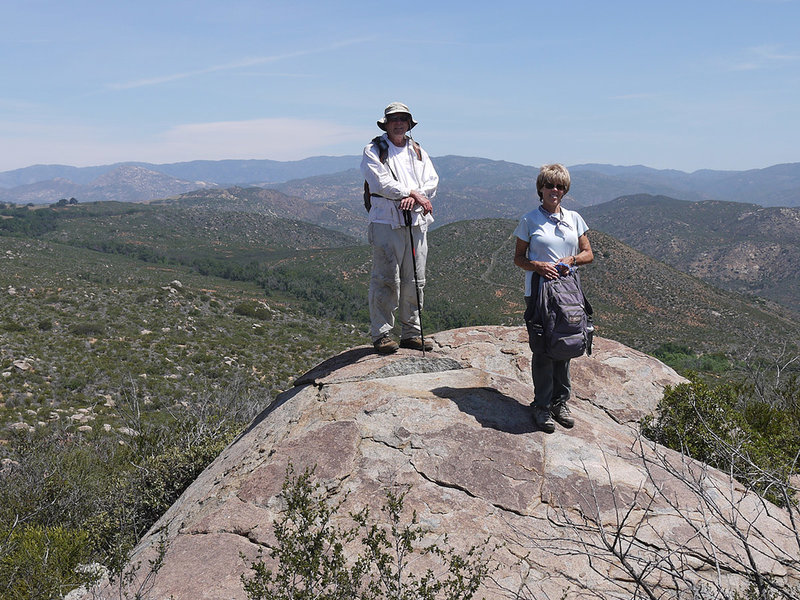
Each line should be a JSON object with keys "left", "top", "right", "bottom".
{"left": 575, "top": 269, "right": 593, "bottom": 318}
{"left": 364, "top": 137, "right": 388, "bottom": 211}
{"left": 373, "top": 135, "right": 389, "bottom": 163}
{"left": 410, "top": 139, "right": 422, "bottom": 161}
{"left": 374, "top": 135, "right": 422, "bottom": 164}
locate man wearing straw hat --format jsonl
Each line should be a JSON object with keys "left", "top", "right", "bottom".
{"left": 361, "top": 102, "right": 439, "bottom": 354}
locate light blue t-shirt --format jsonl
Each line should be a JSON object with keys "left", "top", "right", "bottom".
{"left": 514, "top": 206, "right": 589, "bottom": 296}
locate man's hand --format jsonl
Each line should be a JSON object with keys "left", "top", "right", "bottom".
{"left": 399, "top": 196, "right": 416, "bottom": 211}
{"left": 409, "top": 190, "right": 433, "bottom": 214}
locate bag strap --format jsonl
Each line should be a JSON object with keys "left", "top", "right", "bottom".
{"left": 410, "top": 139, "right": 422, "bottom": 161}
{"left": 573, "top": 269, "right": 593, "bottom": 318}
{"left": 373, "top": 135, "right": 422, "bottom": 163}
{"left": 364, "top": 137, "right": 390, "bottom": 210}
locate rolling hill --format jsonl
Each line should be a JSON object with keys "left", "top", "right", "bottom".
{"left": 4, "top": 200, "right": 797, "bottom": 358}
{"left": 581, "top": 195, "right": 800, "bottom": 314}
{"left": 155, "top": 186, "right": 365, "bottom": 238}
{"left": 0, "top": 165, "right": 216, "bottom": 205}
{"left": 258, "top": 218, "right": 800, "bottom": 357}
{"left": 160, "top": 184, "right": 800, "bottom": 320}
{"left": 0, "top": 156, "right": 358, "bottom": 189}
{"left": 4, "top": 157, "right": 800, "bottom": 208}
{"left": 270, "top": 157, "right": 800, "bottom": 209}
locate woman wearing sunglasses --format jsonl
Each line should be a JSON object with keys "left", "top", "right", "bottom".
{"left": 513, "top": 163, "right": 594, "bottom": 433}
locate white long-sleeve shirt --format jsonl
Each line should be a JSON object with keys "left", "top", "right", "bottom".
{"left": 360, "top": 133, "right": 438, "bottom": 229}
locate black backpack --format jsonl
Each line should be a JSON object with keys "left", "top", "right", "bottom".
{"left": 524, "top": 269, "right": 594, "bottom": 360}
{"left": 363, "top": 136, "right": 422, "bottom": 211}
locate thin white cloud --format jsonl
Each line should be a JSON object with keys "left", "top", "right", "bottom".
{"left": 609, "top": 92, "right": 660, "bottom": 101}
{"left": 0, "top": 97, "right": 43, "bottom": 112}
{"left": 0, "top": 117, "right": 369, "bottom": 170}
{"left": 156, "top": 118, "right": 367, "bottom": 161}
{"left": 108, "top": 37, "right": 375, "bottom": 91}
{"left": 728, "top": 44, "right": 800, "bottom": 71}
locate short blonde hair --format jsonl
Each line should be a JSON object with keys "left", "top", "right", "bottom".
{"left": 536, "top": 163, "right": 571, "bottom": 200}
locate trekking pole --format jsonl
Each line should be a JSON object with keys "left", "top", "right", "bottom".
{"left": 403, "top": 209, "right": 426, "bottom": 357}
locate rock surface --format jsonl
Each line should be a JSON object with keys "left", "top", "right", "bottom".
{"left": 76, "top": 327, "right": 800, "bottom": 599}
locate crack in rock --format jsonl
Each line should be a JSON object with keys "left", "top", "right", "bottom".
{"left": 413, "top": 464, "right": 529, "bottom": 518}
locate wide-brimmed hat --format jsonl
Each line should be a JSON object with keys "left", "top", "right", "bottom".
{"left": 377, "top": 102, "right": 418, "bottom": 131}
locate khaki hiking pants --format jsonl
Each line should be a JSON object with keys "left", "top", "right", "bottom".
{"left": 368, "top": 222, "right": 427, "bottom": 342}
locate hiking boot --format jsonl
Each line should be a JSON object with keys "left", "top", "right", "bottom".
{"left": 399, "top": 336, "right": 433, "bottom": 351}
{"left": 533, "top": 407, "right": 556, "bottom": 434}
{"left": 373, "top": 335, "right": 399, "bottom": 355}
{"left": 551, "top": 402, "right": 575, "bottom": 429}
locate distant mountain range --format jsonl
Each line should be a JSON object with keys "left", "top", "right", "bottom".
{"left": 0, "top": 165, "right": 218, "bottom": 205}
{"left": 2, "top": 156, "right": 800, "bottom": 208}
{"left": 0, "top": 156, "right": 357, "bottom": 188}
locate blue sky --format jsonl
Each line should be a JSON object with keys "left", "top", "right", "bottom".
{"left": 2, "top": 0, "right": 799, "bottom": 173}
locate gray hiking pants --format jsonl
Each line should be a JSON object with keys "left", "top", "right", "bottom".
{"left": 531, "top": 353, "right": 571, "bottom": 410}
{"left": 368, "top": 222, "right": 427, "bottom": 342}
{"left": 525, "top": 295, "right": 571, "bottom": 410}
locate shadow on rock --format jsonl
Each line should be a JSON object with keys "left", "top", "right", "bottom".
{"left": 432, "top": 386, "right": 536, "bottom": 435}
{"left": 293, "top": 347, "right": 376, "bottom": 385}
{"left": 234, "top": 385, "right": 307, "bottom": 442}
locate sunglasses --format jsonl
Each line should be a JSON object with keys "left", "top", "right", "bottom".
{"left": 386, "top": 115, "right": 410, "bottom": 122}
{"left": 543, "top": 182, "right": 567, "bottom": 191}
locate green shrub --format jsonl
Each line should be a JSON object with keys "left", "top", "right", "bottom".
{"left": 90, "top": 431, "right": 233, "bottom": 573}
{"left": 68, "top": 322, "right": 105, "bottom": 336}
{"left": 653, "top": 343, "right": 730, "bottom": 375}
{"left": 0, "top": 381, "right": 257, "bottom": 595}
{"left": 0, "top": 205, "right": 59, "bottom": 236}
{"left": 62, "top": 375, "right": 88, "bottom": 391}
{"left": 242, "top": 467, "right": 492, "bottom": 600}
{"left": 642, "top": 377, "right": 800, "bottom": 505}
{"left": 233, "top": 301, "right": 272, "bottom": 321}
{"left": 0, "top": 525, "right": 95, "bottom": 600}
{"left": 2, "top": 319, "right": 27, "bottom": 332}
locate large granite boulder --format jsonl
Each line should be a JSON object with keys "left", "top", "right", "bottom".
{"left": 74, "top": 327, "right": 800, "bottom": 599}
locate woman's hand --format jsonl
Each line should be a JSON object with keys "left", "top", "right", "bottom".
{"left": 535, "top": 261, "right": 561, "bottom": 280}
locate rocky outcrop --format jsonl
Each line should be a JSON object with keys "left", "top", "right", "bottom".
{"left": 75, "top": 327, "right": 800, "bottom": 599}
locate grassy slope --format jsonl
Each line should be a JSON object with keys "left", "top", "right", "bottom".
{"left": 3, "top": 202, "right": 798, "bottom": 436}
{"left": 0, "top": 233, "right": 362, "bottom": 434}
